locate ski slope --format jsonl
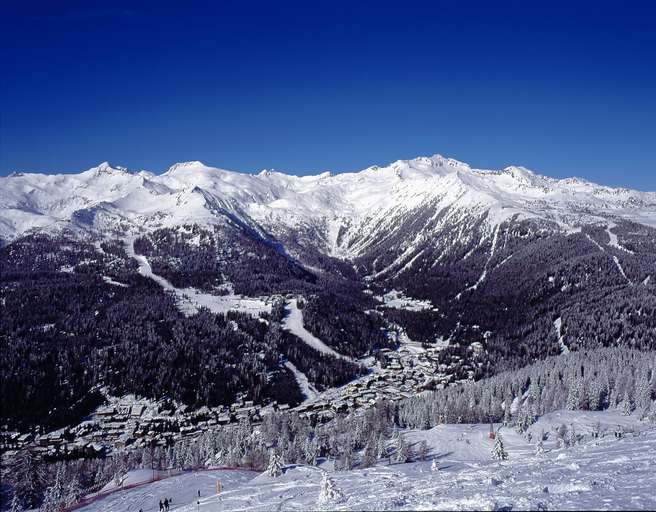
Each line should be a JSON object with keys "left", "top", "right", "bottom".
{"left": 124, "top": 237, "right": 271, "bottom": 317}
{"left": 81, "top": 410, "right": 656, "bottom": 511}
{"left": 281, "top": 299, "right": 348, "bottom": 359}
{"left": 77, "top": 469, "right": 257, "bottom": 512}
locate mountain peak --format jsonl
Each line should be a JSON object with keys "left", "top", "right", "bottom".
{"left": 166, "top": 161, "right": 211, "bottom": 174}
{"left": 88, "top": 162, "right": 130, "bottom": 176}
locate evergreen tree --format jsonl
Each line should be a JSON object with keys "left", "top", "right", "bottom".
{"left": 566, "top": 378, "right": 581, "bottom": 410}
{"left": 266, "top": 449, "right": 283, "bottom": 477}
{"left": 65, "top": 477, "right": 83, "bottom": 507}
{"left": 491, "top": 433, "right": 508, "bottom": 460}
{"left": 502, "top": 396, "right": 512, "bottom": 426}
{"left": 622, "top": 390, "right": 633, "bottom": 416}
{"left": 362, "top": 439, "right": 377, "bottom": 468}
{"left": 394, "top": 434, "right": 410, "bottom": 463}
{"left": 417, "top": 440, "right": 429, "bottom": 461}
{"left": 12, "top": 450, "right": 45, "bottom": 509}
{"left": 376, "top": 434, "right": 388, "bottom": 464}
{"left": 317, "top": 472, "right": 344, "bottom": 505}
{"left": 9, "top": 495, "right": 23, "bottom": 512}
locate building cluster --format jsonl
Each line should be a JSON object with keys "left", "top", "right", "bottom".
{"left": 294, "top": 343, "right": 482, "bottom": 421}
{"left": 1, "top": 342, "right": 484, "bottom": 459}
{"left": 1, "top": 395, "right": 272, "bottom": 458}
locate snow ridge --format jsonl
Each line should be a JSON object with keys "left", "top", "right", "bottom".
{"left": 2, "top": 155, "right": 655, "bottom": 257}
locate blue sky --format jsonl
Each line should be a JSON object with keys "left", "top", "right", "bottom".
{"left": 1, "top": 0, "right": 655, "bottom": 190}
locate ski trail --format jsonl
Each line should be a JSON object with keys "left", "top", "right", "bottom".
{"left": 585, "top": 234, "right": 605, "bottom": 252}
{"left": 464, "top": 224, "right": 501, "bottom": 293}
{"left": 124, "top": 236, "right": 270, "bottom": 316}
{"left": 606, "top": 223, "right": 634, "bottom": 254}
{"left": 553, "top": 317, "right": 570, "bottom": 354}
{"left": 284, "top": 361, "right": 318, "bottom": 402}
{"left": 612, "top": 256, "right": 632, "bottom": 285}
{"left": 586, "top": 233, "right": 631, "bottom": 285}
{"left": 282, "top": 299, "right": 350, "bottom": 360}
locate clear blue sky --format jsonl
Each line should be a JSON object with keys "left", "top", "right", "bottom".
{"left": 1, "top": 0, "right": 655, "bottom": 190}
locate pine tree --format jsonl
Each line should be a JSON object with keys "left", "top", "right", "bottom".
{"left": 503, "top": 396, "right": 512, "bottom": 426}
{"left": 622, "top": 390, "right": 633, "bottom": 416}
{"left": 589, "top": 382, "right": 601, "bottom": 410}
{"left": 40, "top": 485, "right": 63, "bottom": 512}
{"left": 304, "top": 440, "right": 318, "bottom": 466}
{"left": 566, "top": 378, "right": 580, "bottom": 410}
{"left": 362, "top": 439, "right": 377, "bottom": 468}
{"left": 417, "top": 440, "right": 429, "bottom": 461}
{"left": 491, "top": 433, "right": 508, "bottom": 460}
{"left": 317, "top": 472, "right": 344, "bottom": 505}
{"left": 9, "top": 495, "right": 23, "bottom": 512}
{"left": 394, "top": 434, "right": 410, "bottom": 464}
{"left": 266, "top": 449, "right": 283, "bottom": 477}
{"left": 12, "top": 449, "right": 45, "bottom": 508}
{"left": 65, "top": 477, "right": 83, "bottom": 507}
{"left": 376, "top": 434, "right": 388, "bottom": 464}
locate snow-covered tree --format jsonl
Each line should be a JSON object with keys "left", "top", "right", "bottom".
{"left": 42, "top": 466, "right": 66, "bottom": 512}
{"left": 394, "top": 433, "right": 410, "bottom": 463}
{"left": 567, "top": 424, "right": 578, "bottom": 446}
{"left": 491, "top": 433, "right": 508, "bottom": 460}
{"left": 376, "top": 434, "right": 389, "bottom": 463}
{"left": 303, "top": 439, "right": 318, "bottom": 466}
{"left": 362, "top": 440, "right": 377, "bottom": 467}
{"left": 622, "top": 390, "right": 633, "bottom": 416}
{"left": 566, "top": 378, "right": 581, "bottom": 410}
{"left": 65, "top": 477, "right": 83, "bottom": 507}
{"left": 417, "top": 440, "right": 429, "bottom": 461}
{"left": 431, "top": 458, "right": 440, "bottom": 472}
{"left": 502, "top": 396, "right": 512, "bottom": 426}
{"left": 266, "top": 449, "right": 283, "bottom": 477}
{"left": 535, "top": 440, "right": 544, "bottom": 455}
{"left": 317, "top": 472, "right": 344, "bottom": 505}
{"left": 9, "top": 495, "right": 23, "bottom": 512}
{"left": 12, "top": 449, "right": 45, "bottom": 508}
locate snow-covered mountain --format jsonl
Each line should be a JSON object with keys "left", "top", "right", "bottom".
{"left": 2, "top": 155, "right": 655, "bottom": 253}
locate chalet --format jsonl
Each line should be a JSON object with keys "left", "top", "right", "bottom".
{"left": 131, "top": 405, "right": 146, "bottom": 417}
{"left": 96, "top": 406, "right": 116, "bottom": 417}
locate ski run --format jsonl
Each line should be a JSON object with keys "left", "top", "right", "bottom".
{"left": 78, "top": 409, "right": 656, "bottom": 512}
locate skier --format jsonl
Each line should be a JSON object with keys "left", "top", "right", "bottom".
{"left": 164, "top": 498, "right": 169, "bottom": 511}
{"left": 159, "top": 500, "right": 164, "bottom": 512}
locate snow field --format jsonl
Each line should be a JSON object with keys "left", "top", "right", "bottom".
{"left": 77, "top": 469, "right": 257, "bottom": 512}
{"left": 83, "top": 410, "right": 656, "bottom": 511}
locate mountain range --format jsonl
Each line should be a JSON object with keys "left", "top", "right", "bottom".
{"left": 1, "top": 154, "right": 655, "bottom": 431}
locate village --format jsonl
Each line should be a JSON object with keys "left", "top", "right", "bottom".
{"left": 0, "top": 336, "right": 485, "bottom": 461}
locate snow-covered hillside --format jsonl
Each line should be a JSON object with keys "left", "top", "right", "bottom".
{"left": 77, "top": 410, "right": 656, "bottom": 511}
{"left": 2, "top": 156, "right": 655, "bottom": 255}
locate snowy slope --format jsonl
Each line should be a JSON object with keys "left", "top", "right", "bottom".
{"left": 77, "top": 469, "right": 257, "bottom": 512}
{"left": 2, "top": 156, "right": 655, "bottom": 257}
{"left": 80, "top": 410, "right": 656, "bottom": 512}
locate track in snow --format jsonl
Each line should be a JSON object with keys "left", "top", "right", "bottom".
{"left": 284, "top": 361, "right": 319, "bottom": 402}
{"left": 281, "top": 298, "right": 349, "bottom": 360}
{"left": 123, "top": 237, "right": 271, "bottom": 317}
{"left": 553, "top": 317, "right": 570, "bottom": 354}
